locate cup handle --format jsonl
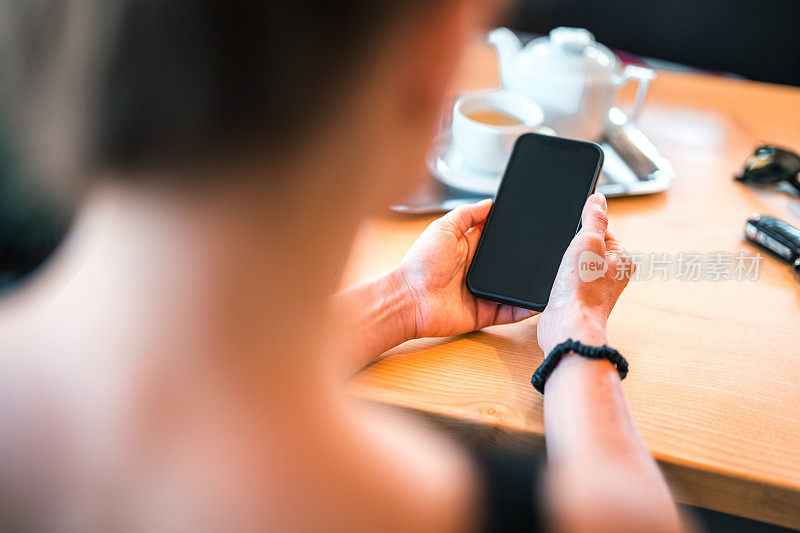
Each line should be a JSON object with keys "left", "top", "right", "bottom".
{"left": 615, "top": 65, "right": 656, "bottom": 126}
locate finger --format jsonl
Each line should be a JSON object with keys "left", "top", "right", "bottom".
{"left": 437, "top": 199, "right": 493, "bottom": 235}
{"left": 464, "top": 220, "right": 486, "bottom": 251}
{"left": 579, "top": 192, "right": 608, "bottom": 238}
{"left": 604, "top": 228, "right": 635, "bottom": 280}
{"left": 615, "top": 250, "right": 636, "bottom": 281}
{"left": 493, "top": 304, "right": 538, "bottom": 325}
{"left": 604, "top": 227, "right": 626, "bottom": 256}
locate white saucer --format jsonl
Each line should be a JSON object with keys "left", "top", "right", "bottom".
{"left": 428, "top": 141, "right": 502, "bottom": 195}
{"left": 428, "top": 133, "right": 675, "bottom": 198}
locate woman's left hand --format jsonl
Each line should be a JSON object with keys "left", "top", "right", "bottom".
{"left": 392, "top": 199, "right": 537, "bottom": 339}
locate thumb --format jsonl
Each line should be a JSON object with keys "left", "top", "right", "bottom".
{"left": 437, "top": 199, "right": 493, "bottom": 235}
{"left": 580, "top": 192, "right": 608, "bottom": 237}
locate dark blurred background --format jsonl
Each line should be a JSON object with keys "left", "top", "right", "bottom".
{"left": 0, "top": 123, "right": 69, "bottom": 292}
{"left": 509, "top": 0, "right": 800, "bottom": 86}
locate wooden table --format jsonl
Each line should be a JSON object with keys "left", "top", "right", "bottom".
{"left": 338, "top": 44, "right": 800, "bottom": 529}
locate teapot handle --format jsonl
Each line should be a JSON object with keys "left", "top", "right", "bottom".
{"left": 615, "top": 65, "right": 656, "bottom": 125}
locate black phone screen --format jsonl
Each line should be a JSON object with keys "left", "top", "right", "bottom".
{"left": 467, "top": 133, "right": 604, "bottom": 311}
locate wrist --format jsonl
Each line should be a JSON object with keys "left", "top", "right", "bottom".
{"left": 533, "top": 338, "right": 624, "bottom": 394}
{"left": 384, "top": 267, "right": 421, "bottom": 342}
{"left": 539, "top": 306, "right": 608, "bottom": 354}
{"left": 565, "top": 325, "right": 608, "bottom": 349}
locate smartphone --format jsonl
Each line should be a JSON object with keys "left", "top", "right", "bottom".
{"left": 466, "top": 132, "right": 604, "bottom": 311}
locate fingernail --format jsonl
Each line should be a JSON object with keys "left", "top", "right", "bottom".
{"left": 478, "top": 199, "right": 493, "bottom": 206}
{"left": 590, "top": 193, "right": 606, "bottom": 211}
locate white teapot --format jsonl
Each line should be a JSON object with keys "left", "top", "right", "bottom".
{"left": 488, "top": 27, "right": 655, "bottom": 141}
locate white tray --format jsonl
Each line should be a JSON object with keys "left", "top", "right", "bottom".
{"left": 392, "top": 125, "right": 674, "bottom": 213}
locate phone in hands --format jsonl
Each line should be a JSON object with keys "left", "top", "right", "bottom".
{"left": 467, "top": 133, "right": 604, "bottom": 311}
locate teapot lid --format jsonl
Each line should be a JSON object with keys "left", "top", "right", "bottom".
{"left": 521, "top": 27, "right": 618, "bottom": 75}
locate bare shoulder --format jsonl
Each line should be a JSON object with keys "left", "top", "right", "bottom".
{"left": 352, "top": 401, "right": 481, "bottom": 533}
{"left": 269, "top": 399, "right": 483, "bottom": 533}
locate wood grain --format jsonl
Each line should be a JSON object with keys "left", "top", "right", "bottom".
{"left": 341, "top": 44, "right": 800, "bottom": 529}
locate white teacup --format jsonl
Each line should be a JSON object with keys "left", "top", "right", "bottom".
{"left": 452, "top": 89, "right": 544, "bottom": 174}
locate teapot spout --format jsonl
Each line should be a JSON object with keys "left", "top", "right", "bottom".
{"left": 487, "top": 27, "right": 521, "bottom": 87}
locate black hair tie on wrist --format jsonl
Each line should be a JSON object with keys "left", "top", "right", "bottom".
{"left": 531, "top": 339, "right": 628, "bottom": 394}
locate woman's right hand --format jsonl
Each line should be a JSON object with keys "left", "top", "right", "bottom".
{"left": 537, "top": 193, "right": 635, "bottom": 355}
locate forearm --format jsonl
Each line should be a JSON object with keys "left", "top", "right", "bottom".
{"left": 331, "top": 268, "right": 417, "bottom": 372}
{"left": 545, "top": 355, "right": 661, "bottom": 476}
{"left": 543, "top": 353, "right": 680, "bottom": 532}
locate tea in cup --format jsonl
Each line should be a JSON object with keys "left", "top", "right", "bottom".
{"left": 452, "top": 89, "right": 544, "bottom": 174}
{"left": 464, "top": 108, "right": 526, "bottom": 127}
